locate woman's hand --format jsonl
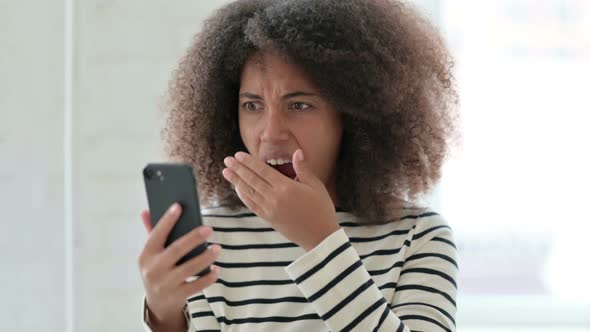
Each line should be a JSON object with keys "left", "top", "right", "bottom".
{"left": 222, "top": 149, "right": 340, "bottom": 251}
{"left": 137, "top": 203, "right": 221, "bottom": 328}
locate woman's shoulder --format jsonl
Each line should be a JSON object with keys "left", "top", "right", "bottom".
{"left": 407, "top": 207, "right": 453, "bottom": 238}
{"left": 339, "top": 204, "right": 449, "bottom": 228}
{"left": 398, "top": 205, "right": 451, "bottom": 228}
{"left": 390, "top": 205, "right": 453, "bottom": 240}
{"left": 396, "top": 206, "right": 456, "bottom": 254}
{"left": 341, "top": 205, "right": 454, "bottom": 240}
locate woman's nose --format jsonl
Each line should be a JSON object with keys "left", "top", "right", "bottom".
{"left": 261, "top": 110, "right": 289, "bottom": 143}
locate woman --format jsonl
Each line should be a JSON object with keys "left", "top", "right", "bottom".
{"left": 138, "top": 0, "right": 462, "bottom": 331}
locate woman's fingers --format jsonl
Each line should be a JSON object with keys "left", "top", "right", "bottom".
{"left": 180, "top": 266, "right": 220, "bottom": 298}
{"left": 169, "top": 244, "right": 221, "bottom": 283}
{"left": 160, "top": 225, "right": 213, "bottom": 268}
{"left": 144, "top": 203, "right": 182, "bottom": 254}
{"left": 141, "top": 209, "right": 152, "bottom": 234}
{"left": 137, "top": 204, "right": 220, "bottom": 323}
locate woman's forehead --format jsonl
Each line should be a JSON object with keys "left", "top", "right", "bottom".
{"left": 240, "top": 50, "right": 320, "bottom": 93}
{"left": 242, "top": 50, "right": 300, "bottom": 76}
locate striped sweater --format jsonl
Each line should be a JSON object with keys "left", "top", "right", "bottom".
{"left": 142, "top": 205, "right": 458, "bottom": 331}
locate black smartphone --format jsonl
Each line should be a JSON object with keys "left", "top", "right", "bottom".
{"left": 142, "top": 163, "right": 210, "bottom": 277}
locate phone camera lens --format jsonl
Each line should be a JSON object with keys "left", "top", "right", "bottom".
{"left": 143, "top": 168, "right": 155, "bottom": 180}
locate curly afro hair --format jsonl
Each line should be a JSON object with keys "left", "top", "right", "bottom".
{"left": 161, "top": 0, "right": 462, "bottom": 224}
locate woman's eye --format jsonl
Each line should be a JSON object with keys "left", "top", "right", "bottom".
{"left": 291, "top": 102, "right": 310, "bottom": 111}
{"left": 243, "top": 102, "right": 258, "bottom": 112}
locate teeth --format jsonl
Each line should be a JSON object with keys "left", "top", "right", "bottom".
{"left": 266, "top": 159, "right": 291, "bottom": 165}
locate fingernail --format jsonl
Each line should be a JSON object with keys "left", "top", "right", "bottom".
{"left": 296, "top": 149, "right": 304, "bottom": 161}
{"left": 209, "top": 244, "right": 221, "bottom": 254}
{"left": 235, "top": 152, "right": 247, "bottom": 161}
{"left": 199, "top": 226, "right": 211, "bottom": 237}
{"left": 224, "top": 157, "right": 234, "bottom": 166}
{"left": 169, "top": 203, "right": 179, "bottom": 213}
{"left": 222, "top": 168, "right": 232, "bottom": 180}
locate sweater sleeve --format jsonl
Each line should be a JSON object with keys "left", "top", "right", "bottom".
{"left": 141, "top": 295, "right": 153, "bottom": 332}
{"left": 185, "top": 291, "right": 222, "bottom": 331}
{"left": 141, "top": 292, "right": 218, "bottom": 332}
{"left": 390, "top": 220, "right": 458, "bottom": 331}
{"left": 284, "top": 219, "right": 458, "bottom": 332}
{"left": 140, "top": 295, "right": 192, "bottom": 332}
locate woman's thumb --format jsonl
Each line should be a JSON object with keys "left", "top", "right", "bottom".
{"left": 141, "top": 210, "right": 153, "bottom": 234}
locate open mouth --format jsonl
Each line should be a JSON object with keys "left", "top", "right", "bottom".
{"left": 269, "top": 163, "right": 297, "bottom": 180}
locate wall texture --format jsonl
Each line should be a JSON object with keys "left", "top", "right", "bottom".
{"left": 1, "top": 1, "right": 228, "bottom": 331}
{"left": 0, "top": 1, "right": 66, "bottom": 331}
{"left": 73, "top": 1, "right": 229, "bottom": 330}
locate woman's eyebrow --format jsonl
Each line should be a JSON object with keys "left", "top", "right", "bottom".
{"left": 282, "top": 91, "right": 317, "bottom": 99}
{"left": 239, "top": 91, "right": 317, "bottom": 100}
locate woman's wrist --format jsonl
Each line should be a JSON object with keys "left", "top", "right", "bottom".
{"left": 302, "top": 223, "right": 340, "bottom": 252}
{"left": 145, "top": 300, "right": 187, "bottom": 332}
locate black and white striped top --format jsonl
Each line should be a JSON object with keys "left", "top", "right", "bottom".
{"left": 142, "top": 205, "right": 458, "bottom": 332}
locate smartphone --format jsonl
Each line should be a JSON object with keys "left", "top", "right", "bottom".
{"left": 143, "top": 163, "right": 210, "bottom": 277}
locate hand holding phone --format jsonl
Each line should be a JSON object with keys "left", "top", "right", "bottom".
{"left": 143, "top": 163, "right": 211, "bottom": 274}
{"left": 138, "top": 163, "right": 221, "bottom": 328}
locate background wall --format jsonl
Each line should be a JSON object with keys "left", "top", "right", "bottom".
{"left": 1, "top": 1, "right": 230, "bottom": 330}
{"left": 1, "top": 1, "right": 66, "bottom": 331}
{"left": 72, "top": 1, "right": 226, "bottom": 330}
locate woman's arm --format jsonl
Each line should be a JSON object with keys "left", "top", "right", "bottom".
{"left": 388, "top": 223, "right": 457, "bottom": 331}
{"left": 142, "top": 292, "right": 220, "bottom": 332}
{"left": 142, "top": 296, "right": 188, "bottom": 332}
{"left": 285, "top": 218, "right": 458, "bottom": 332}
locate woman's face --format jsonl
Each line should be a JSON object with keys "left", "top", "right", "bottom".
{"left": 238, "top": 50, "right": 343, "bottom": 204}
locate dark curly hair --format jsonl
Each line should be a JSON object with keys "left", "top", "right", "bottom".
{"left": 161, "top": 0, "right": 462, "bottom": 225}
